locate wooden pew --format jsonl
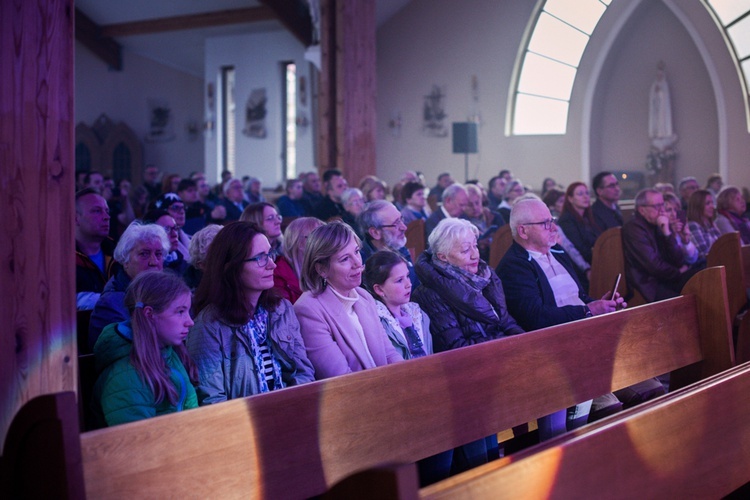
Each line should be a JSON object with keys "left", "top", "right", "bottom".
{"left": 590, "top": 226, "right": 646, "bottom": 306}
{"left": 707, "top": 231, "right": 748, "bottom": 318}
{"left": 419, "top": 362, "right": 750, "bottom": 499}
{"left": 488, "top": 225, "right": 512, "bottom": 269}
{"left": 405, "top": 218, "right": 426, "bottom": 259}
{"left": 73, "top": 267, "right": 733, "bottom": 499}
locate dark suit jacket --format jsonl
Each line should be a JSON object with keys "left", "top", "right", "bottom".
{"left": 424, "top": 209, "right": 446, "bottom": 242}
{"left": 622, "top": 212, "right": 684, "bottom": 302}
{"left": 220, "top": 199, "right": 247, "bottom": 222}
{"left": 496, "top": 241, "right": 592, "bottom": 331}
{"left": 592, "top": 199, "right": 623, "bottom": 231}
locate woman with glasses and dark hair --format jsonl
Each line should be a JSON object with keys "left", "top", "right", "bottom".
{"left": 241, "top": 202, "right": 284, "bottom": 254}
{"left": 294, "top": 221, "right": 402, "bottom": 380}
{"left": 187, "top": 221, "right": 314, "bottom": 405}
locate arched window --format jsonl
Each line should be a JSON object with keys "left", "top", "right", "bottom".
{"left": 704, "top": 0, "right": 750, "bottom": 128}
{"left": 510, "top": 0, "right": 611, "bottom": 135}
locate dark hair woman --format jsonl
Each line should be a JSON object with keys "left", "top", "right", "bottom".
{"left": 187, "top": 221, "right": 314, "bottom": 405}
{"left": 557, "top": 182, "right": 601, "bottom": 265}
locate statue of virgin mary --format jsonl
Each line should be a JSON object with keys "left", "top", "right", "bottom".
{"left": 649, "top": 62, "right": 678, "bottom": 151}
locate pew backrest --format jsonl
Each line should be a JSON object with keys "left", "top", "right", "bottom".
{"left": 707, "top": 231, "right": 747, "bottom": 318}
{"left": 488, "top": 224, "right": 512, "bottom": 269}
{"left": 405, "top": 218, "right": 426, "bottom": 258}
{"left": 420, "top": 362, "right": 750, "bottom": 499}
{"left": 590, "top": 226, "right": 646, "bottom": 306}
{"left": 78, "top": 267, "right": 734, "bottom": 499}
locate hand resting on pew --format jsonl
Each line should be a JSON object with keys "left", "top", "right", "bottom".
{"left": 587, "top": 291, "right": 626, "bottom": 315}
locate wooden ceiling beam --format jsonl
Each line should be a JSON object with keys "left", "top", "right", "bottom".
{"left": 100, "top": 7, "right": 276, "bottom": 38}
{"left": 75, "top": 8, "right": 122, "bottom": 70}
{"left": 258, "top": 0, "right": 313, "bottom": 46}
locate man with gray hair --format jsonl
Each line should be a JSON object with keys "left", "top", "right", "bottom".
{"left": 623, "top": 188, "right": 702, "bottom": 302}
{"left": 497, "top": 197, "right": 632, "bottom": 440}
{"left": 424, "top": 182, "right": 469, "bottom": 240}
{"left": 359, "top": 200, "right": 419, "bottom": 287}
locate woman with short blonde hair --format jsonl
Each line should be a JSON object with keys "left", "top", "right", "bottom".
{"left": 295, "top": 221, "right": 402, "bottom": 379}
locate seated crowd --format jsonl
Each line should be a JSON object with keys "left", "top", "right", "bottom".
{"left": 75, "top": 165, "right": 749, "bottom": 485}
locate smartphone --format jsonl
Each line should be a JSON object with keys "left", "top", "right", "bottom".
{"left": 610, "top": 273, "right": 621, "bottom": 299}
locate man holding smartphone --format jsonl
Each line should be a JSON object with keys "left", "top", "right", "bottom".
{"left": 497, "top": 198, "right": 635, "bottom": 440}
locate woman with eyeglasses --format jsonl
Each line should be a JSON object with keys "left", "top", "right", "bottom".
{"left": 241, "top": 202, "right": 284, "bottom": 255}
{"left": 142, "top": 209, "right": 188, "bottom": 275}
{"left": 294, "top": 221, "right": 403, "bottom": 380}
{"left": 188, "top": 221, "right": 315, "bottom": 404}
{"left": 340, "top": 187, "right": 367, "bottom": 239}
{"left": 88, "top": 222, "right": 170, "bottom": 351}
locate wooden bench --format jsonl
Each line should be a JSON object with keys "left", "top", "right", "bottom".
{"left": 590, "top": 226, "right": 646, "bottom": 306}
{"left": 488, "top": 224, "right": 512, "bottom": 269}
{"left": 707, "top": 231, "right": 748, "bottom": 318}
{"left": 405, "top": 218, "right": 426, "bottom": 260}
{"left": 414, "top": 361, "right": 750, "bottom": 499}
{"left": 4, "top": 267, "right": 735, "bottom": 499}
{"left": 706, "top": 232, "right": 750, "bottom": 363}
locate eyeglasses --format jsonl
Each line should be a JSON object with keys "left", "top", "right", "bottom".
{"left": 522, "top": 218, "right": 557, "bottom": 230}
{"left": 244, "top": 251, "right": 277, "bottom": 267}
{"left": 264, "top": 214, "right": 282, "bottom": 222}
{"left": 161, "top": 225, "right": 178, "bottom": 234}
{"left": 602, "top": 182, "right": 620, "bottom": 189}
{"left": 380, "top": 217, "right": 406, "bottom": 229}
{"left": 641, "top": 203, "right": 665, "bottom": 210}
{"left": 168, "top": 205, "right": 185, "bottom": 213}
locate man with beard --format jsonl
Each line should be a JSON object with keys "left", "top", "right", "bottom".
{"left": 358, "top": 200, "right": 420, "bottom": 287}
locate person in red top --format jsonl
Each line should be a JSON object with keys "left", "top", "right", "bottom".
{"left": 273, "top": 217, "right": 324, "bottom": 303}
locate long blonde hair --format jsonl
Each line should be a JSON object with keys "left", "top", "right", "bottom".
{"left": 283, "top": 217, "right": 324, "bottom": 279}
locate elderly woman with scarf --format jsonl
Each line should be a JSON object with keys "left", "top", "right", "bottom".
{"left": 412, "top": 217, "right": 523, "bottom": 475}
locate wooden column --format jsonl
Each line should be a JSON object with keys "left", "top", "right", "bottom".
{"left": 318, "top": 0, "right": 377, "bottom": 186}
{"left": 0, "top": 0, "right": 76, "bottom": 444}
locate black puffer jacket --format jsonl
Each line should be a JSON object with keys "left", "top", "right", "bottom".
{"left": 412, "top": 251, "right": 524, "bottom": 353}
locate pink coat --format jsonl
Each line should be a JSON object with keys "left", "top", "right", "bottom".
{"left": 294, "top": 287, "right": 403, "bottom": 379}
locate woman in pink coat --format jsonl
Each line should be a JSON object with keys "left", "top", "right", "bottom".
{"left": 294, "top": 221, "right": 402, "bottom": 379}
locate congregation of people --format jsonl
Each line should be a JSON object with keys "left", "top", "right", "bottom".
{"left": 74, "top": 164, "right": 750, "bottom": 485}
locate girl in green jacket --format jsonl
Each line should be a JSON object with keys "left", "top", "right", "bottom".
{"left": 94, "top": 271, "right": 198, "bottom": 426}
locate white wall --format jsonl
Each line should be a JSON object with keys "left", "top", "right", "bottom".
{"left": 75, "top": 41, "right": 204, "bottom": 178}
{"left": 204, "top": 31, "right": 315, "bottom": 189}
{"left": 377, "top": 0, "right": 750, "bottom": 192}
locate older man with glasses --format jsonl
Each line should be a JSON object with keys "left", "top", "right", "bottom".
{"left": 358, "top": 200, "right": 420, "bottom": 287}
{"left": 497, "top": 197, "right": 628, "bottom": 441}
{"left": 623, "top": 188, "right": 704, "bottom": 303}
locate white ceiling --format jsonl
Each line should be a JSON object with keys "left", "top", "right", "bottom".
{"left": 76, "top": 0, "right": 412, "bottom": 77}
